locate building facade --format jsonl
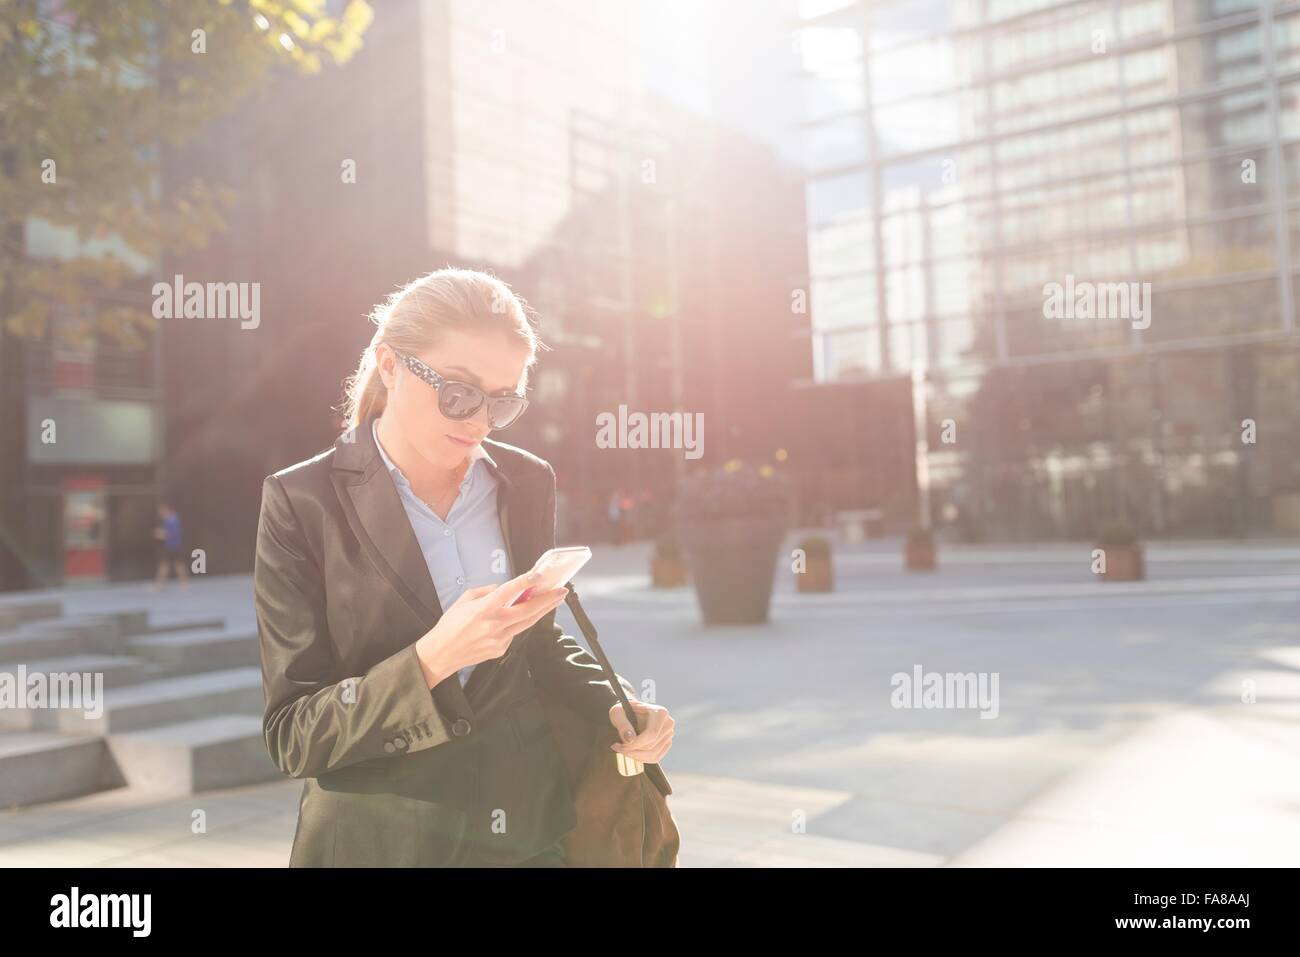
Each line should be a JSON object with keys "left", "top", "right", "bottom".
{"left": 797, "top": 0, "right": 1300, "bottom": 539}
{"left": 0, "top": 298, "right": 162, "bottom": 590}
{"left": 0, "top": 196, "right": 162, "bottom": 590}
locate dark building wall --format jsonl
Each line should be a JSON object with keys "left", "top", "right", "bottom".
{"left": 160, "top": 1, "right": 438, "bottom": 575}
{"left": 680, "top": 123, "right": 813, "bottom": 467}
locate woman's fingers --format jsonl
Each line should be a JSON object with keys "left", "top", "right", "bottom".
{"left": 491, "top": 570, "right": 542, "bottom": 608}
{"left": 617, "top": 725, "right": 674, "bottom": 762}
{"left": 458, "top": 583, "right": 498, "bottom": 602}
{"left": 620, "top": 723, "right": 671, "bottom": 756}
{"left": 498, "top": 585, "right": 568, "bottom": 631}
{"left": 612, "top": 703, "right": 674, "bottom": 758}
{"left": 616, "top": 734, "right": 673, "bottom": 762}
{"left": 488, "top": 588, "right": 567, "bottom": 655}
{"left": 608, "top": 703, "right": 639, "bottom": 744}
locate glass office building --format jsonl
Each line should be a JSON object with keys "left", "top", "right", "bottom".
{"left": 796, "top": 0, "right": 1300, "bottom": 539}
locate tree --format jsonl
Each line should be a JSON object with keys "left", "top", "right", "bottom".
{"left": 0, "top": 0, "right": 373, "bottom": 348}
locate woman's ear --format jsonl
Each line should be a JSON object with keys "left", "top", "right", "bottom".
{"left": 375, "top": 344, "right": 397, "bottom": 389}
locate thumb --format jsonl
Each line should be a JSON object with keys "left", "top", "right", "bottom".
{"left": 608, "top": 702, "right": 639, "bottom": 742}
{"left": 457, "top": 583, "right": 497, "bottom": 603}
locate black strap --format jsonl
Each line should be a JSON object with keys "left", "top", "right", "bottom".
{"left": 564, "top": 583, "right": 672, "bottom": 797}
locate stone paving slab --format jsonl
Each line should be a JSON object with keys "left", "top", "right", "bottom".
{"left": 1, "top": 539, "right": 1298, "bottom": 867}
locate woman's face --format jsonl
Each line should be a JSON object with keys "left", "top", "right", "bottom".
{"left": 376, "top": 327, "right": 532, "bottom": 469}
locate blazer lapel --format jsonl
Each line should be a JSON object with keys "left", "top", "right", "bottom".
{"left": 332, "top": 412, "right": 444, "bottom": 621}
{"left": 330, "top": 414, "right": 535, "bottom": 714}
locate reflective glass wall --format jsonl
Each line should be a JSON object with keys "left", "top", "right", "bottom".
{"left": 798, "top": 0, "right": 1300, "bottom": 538}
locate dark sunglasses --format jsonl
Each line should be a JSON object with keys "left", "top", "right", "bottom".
{"left": 391, "top": 348, "right": 530, "bottom": 430}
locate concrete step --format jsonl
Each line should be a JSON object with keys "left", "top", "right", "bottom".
{"left": 0, "top": 614, "right": 234, "bottom": 662}
{"left": 2, "top": 614, "right": 131, "bottom": 660}
{"left": 49, "top": 667, "right": 264, "bottom": 735}
{"left": 107, "top": 715, "right": 279, "bottom": 794}
{"left": 0, "top": 600, "right": 63, "bottom": 632}
{"left": 142, "top": 616, "right": 226, "bottom": 636}
{"left": 0, "top": 626, "right": 84, "bottom": 665}
{"left": 0, "top": 655, "right": 149, "bottom": 732}
{"left": 80, "top": 609, "right": 151, "bottom": 639}
{"left": 126, "top": 627, "right": 258, "bottom": 675}
{"left": 0, "top": 732, "right": 120, "bottom": 808}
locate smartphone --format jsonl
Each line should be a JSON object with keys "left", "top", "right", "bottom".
{"left": 510, "top": 546, "right": 593, "bottom": 606}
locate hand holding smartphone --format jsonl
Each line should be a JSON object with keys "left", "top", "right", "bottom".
{"left": 511, "top": 546, "right": 593, "bottom": 606}
{"left": 415, "top": 552, "right": 589, "bottom": 687}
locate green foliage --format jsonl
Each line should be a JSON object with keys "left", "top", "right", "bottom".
{"left": 0, "top": 0, "right": 373, "bottom": 346}
{"left": 674, "top": 460, "right": 795, "bottom": 524}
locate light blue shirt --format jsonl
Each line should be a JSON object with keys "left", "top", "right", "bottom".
{"left": 372, "top": 417, "right": 513, "bottom": 686}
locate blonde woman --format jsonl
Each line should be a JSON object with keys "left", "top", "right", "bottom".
{"left": 253, "top": 268, "right": 675, "bottom": 867}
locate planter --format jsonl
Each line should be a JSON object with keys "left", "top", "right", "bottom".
{"left": 905, "top": 539, "right": 937, "bottom": 572}
{"left": 678, "top": 517, "right": 786, "bottom": 625}
{"left": 795, "top": 555, "right": 833, "bottom": 592}
{"left": 1272, "top": 491, "right": 1300, "bottom": 533}
{"left": 1096, "top": 543, "right": 1144, "bottom": 582}
{"left": 650, "top": 556, "right": 688, "bottom": 588}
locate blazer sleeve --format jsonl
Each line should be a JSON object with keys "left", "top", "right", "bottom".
{"left": 524, "top": 464, "right": 634, "bottom": 726}
{"left": 254, "top": 474, "right": 453, "bottom": 778}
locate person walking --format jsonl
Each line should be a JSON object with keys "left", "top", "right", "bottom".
{"left": 152, "top": 502, "right": 188, "bottom": 588}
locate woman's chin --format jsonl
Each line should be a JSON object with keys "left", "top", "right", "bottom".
{"left": 427, "top": 436, "right": 469, "bottom": 465}
{"left": 443, "top": 433, "right": 479, "bottom": 453}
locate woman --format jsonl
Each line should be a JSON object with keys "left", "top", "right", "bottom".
{"left": 253, "top": 268, "right": 675, "bottom": 867}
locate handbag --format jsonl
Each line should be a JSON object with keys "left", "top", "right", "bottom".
{"left": 534, "top": 585, "right": 680, "bottom": 867}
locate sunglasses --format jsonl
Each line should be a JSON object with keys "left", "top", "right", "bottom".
{"left": 391, "top": 348, "right": 530, "bottom": 430}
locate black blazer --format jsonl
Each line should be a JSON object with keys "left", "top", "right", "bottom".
{"left": 253, "top": 411, "right": 625, "bottom": 866}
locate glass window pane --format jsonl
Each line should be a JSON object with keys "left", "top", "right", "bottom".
{"left": 812, "top": 274, "right": 878, "bottom": 329}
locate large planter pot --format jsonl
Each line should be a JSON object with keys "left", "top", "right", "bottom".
{"left": 905, "top": 540, "right": 936, "bottom": 572}
{"left": 1096, "top": 543, "right": 1144, "bottom": 582}
{"left": 651, "top": 556, "right": 688, "bottom": 588}
{"left": 678, "top": 517, "right": 786, "bottom": 625}
{"left": 795, "top": 555, "right": 833, "bottom": 592}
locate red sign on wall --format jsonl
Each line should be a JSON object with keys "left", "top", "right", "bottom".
{"left": 63, "top": 476, "right": 106, "bottom": 582}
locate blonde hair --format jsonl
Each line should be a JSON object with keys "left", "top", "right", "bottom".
{"left": 339, "top": 268, "right": 545, "bottom": 431}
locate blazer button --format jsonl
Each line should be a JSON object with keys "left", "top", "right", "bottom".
{"left": 451, "top": 718, "right": 472, "bottom": 737}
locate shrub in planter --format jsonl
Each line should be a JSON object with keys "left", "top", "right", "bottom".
{"left": 674, "top": 461, "right": 793, "bottom": 625}
{"left": 1094, "top": 519, "right": 1144, "bottom": 582}
{"left": 905, "top": 526, "right": 937, "bottom": 571}
{"left": 794, "top": 536, "right": 833, "bottom": 592}
{"left": 650, "top": 533, "right": 688, "bottom": 588}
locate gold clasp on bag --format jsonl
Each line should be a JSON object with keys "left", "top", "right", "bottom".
{"left": 615, "top": 751, "right": 644, "bottom": 776}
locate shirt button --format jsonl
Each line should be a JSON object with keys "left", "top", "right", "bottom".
{"left": 456, "top": 576, "right": 465, "bottom": 585}
{"left": 443, "top": 529, "right": 452, "bottom": 537}
{"left": 451, "top": 718, "right": 472, "bottom": 737}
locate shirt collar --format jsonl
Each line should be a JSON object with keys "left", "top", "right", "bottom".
{"left": 372, "top": 416, "right": 495, "bottom": 489}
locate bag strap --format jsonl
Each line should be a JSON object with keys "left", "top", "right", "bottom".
{"left": 564, "top": 584, "right": 672, "bottom": 797}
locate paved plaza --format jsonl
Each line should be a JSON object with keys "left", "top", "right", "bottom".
{"left": 2, "top": 536, "right": 1298, "bottom": 866}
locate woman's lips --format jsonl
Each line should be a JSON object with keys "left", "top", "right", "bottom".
{"left": 446, "top": 434, "right": 476, "bottom": 447}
